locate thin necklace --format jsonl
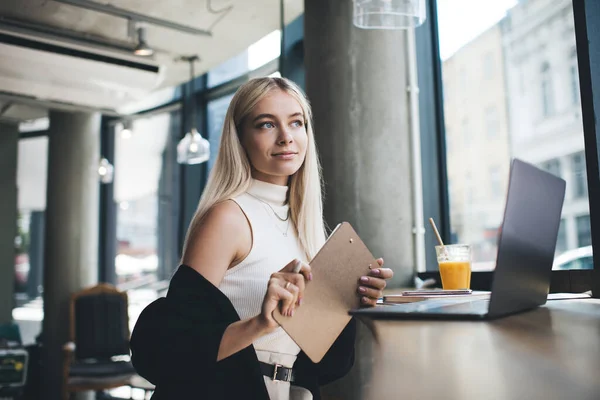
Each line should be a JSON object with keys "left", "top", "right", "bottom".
{"left": 277, "top": 219, "right": 291, "bottom": 237}
{"left": 246, "top": 192, "right": 290, "bottom": 221}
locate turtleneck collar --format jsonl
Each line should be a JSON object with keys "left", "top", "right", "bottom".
{"left": 247, "top": 179, "right": 289, "bottom": 207}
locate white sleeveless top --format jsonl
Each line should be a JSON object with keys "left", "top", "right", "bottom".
{"left": 219, "top": 179, "right": 305, "bottom": 356}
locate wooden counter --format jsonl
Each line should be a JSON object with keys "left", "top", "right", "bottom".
{"left": 350, "top": 299, "right": 600, "bottom": 400}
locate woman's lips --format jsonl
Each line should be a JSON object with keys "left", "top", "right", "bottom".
{"left": 273, "top": 152, "right": 297, "bottom": 160}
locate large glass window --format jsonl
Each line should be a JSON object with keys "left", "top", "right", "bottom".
{"left": 207, "top": 94, "right": 235, "bottom": 172}
{"left": 12, "top": 135, "right": 48, "bottom": 344}
{"left": 437, "top": 0, "right": 592, "bottom": 270}
{"left": 113, "top": 113, "right": 172, "bottom": 285}
{"left": 208, "top": 30, "right": 281, "bottom": 88}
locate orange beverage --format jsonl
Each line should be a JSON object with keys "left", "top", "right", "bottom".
{"left": 438, "top": 261, "right": 471, "bottom": 290}
{"left": 435, "top": 244, "right": 472, "bottom": 290}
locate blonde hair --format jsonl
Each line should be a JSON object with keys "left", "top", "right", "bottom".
{"left": 182, "top": 77, "right": 326, "bottom": 260}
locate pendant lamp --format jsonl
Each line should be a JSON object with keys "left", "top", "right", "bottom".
{"left": 177, "top": 55, "right": 210, "bottom": 165}
{"left": 353, "top": 0, "right": 426, "bottom": 30}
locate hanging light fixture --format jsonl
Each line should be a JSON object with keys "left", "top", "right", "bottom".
{"left": 133, "top": 26, "right": 154, "bottom": 56}
{"left": 120, "top": 119, "right": 133, "bottom": 139}
{"left": 353, "top": 0, "right": 426, "bottom": 30}
{"left": 98, "top": 157, "right": 114, "bottom": 184}
{"left": 177, "top": 55, "right": 210, "bottom": 165}
{"left": 127, "top": 20, "right": 154, "bottom": 56}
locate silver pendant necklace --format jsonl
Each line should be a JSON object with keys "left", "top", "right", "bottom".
{"left": 247, "top": 192, "right": 291, "bottom": 236}
{"left": 246, "top": 192, "right": 290, "bottom": 221}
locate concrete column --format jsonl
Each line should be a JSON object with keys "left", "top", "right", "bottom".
{"left": 0, "top": 122, "right": 19, "bottom": 324}
{"left": 304, "top": 2, "right": 415, "bottom": 399}
{"left": 42, "top": 111, "right": 100, "bottom": 399}
{"left": 305, "top": 1, "right": 415, "bottom": 287}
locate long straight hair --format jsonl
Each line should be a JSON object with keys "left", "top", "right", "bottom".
{"left": 182, "top": 77, "right": 326, "bottom": 260}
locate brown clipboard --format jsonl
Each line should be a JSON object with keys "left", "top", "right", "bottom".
{"left": 272, "top": 222, "right": 378, "bottom": 363}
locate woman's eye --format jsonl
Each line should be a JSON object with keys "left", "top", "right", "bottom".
{"left": 291, "top": 120, "right": 304, "bottom": 128}
{"left": 259, "top": 122, "right": 275, "bottom": 129}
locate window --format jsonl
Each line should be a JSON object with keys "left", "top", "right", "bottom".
{"left": 437, "top": 0, "right": 588, "bottom": 271}
{"left": 519, "top": 70, "right": 526, "bottom": 94}
{"left": 541, "top": 62, "right": 554, "bottom": 117}
{"left": 113, "top": 113, "right": 173, "bottom": 285}
{"left": 462, "top": 118, "right": 470, "bottom": 143}
{"left": 576, "top": 215, "right": 592, "bottom": 247}
{"left": 542, "top": 159, "right": 561, "bottom": 178}
{"left": 207, "top": 94, "right": 235, "bottom": 172}
{"left": 490, "top": 166, "right": 502, "bottom": 198}
{"left": 207, "top": 52, "right": 249, "bottom": 88}
{"left": 14, "top": 137, "right": 48, "bottom": 301}
{"left": 208, "top": 30, "right": 281, "bottom": 88}
{"left": 465, "top": 173, "right": 474, "bottom": 204}
{"left": 571, "top": 152, "right": 587, "bottom": 199}
{"left": 570, "top": 49, "right": 580, "bottom": 105}
{"left": 483, "top": 52, "right": 494, "bottom": 79}
{"left": 485, "top": 106, "right": 498, "bottom": 137}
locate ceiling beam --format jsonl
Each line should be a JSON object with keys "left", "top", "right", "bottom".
{"left": 0, "top": 91, "right": 119, "bottom": 116}
{"left": 52, "top": 0, "right": 212, "bottom": 36}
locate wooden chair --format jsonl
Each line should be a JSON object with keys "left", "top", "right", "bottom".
{"left": 62, "top": 283, "right": 142, "bottom": 400}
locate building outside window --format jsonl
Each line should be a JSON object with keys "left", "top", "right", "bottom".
{"left": 437, "top": 0, "right": 590, "bottom": 270}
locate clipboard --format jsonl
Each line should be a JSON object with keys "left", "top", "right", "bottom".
{"left": 272, "top": 222, "right": 378, "bottom": 362}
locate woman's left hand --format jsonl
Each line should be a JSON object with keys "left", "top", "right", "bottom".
{"left": 357, "top": 258, "right": 393, "bottom": 307}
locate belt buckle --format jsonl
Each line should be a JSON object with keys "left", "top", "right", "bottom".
{"left": 272, "top": 363, "right": 284, "bottom": 382}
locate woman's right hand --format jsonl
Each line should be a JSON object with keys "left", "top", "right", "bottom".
{"left": 258, "top": 259, "right": 312, "bottom": 333}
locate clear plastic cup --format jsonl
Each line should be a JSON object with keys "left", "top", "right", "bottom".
{"left": 435, "top": 244, "right": 472, "bottom": 290}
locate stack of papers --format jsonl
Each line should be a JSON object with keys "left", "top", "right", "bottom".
{"left": 382, "top": 290, "right": 490, "bottom": 304}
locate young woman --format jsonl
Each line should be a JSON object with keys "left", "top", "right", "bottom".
{"left": 130, "top": 77, "right": 393, "bottom": 399}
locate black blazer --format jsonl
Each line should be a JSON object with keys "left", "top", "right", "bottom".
{"left": 130, "top": 265, "right": 356, "bottom": 399}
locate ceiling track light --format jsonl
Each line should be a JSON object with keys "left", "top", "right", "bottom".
{"left": 127, "top": 20, "right": 154, "bottom": 57}
{"left": 134, "top": 26, "right": 154, "bottom": 56}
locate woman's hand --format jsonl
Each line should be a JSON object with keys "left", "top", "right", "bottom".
{"left": 357, "top": 258, "right": 393, "bottom": 307}
{"left": 257, "top": 258, "right": 311, "bottom": 333}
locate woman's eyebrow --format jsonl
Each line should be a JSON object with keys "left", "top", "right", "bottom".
{"left": 252, "top": 113, "right": 275, "bottom": 122}
{"left": 252, "top": 112, "right": 303, "bottom": 122}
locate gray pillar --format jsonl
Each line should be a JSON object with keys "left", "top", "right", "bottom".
{"left": 42, "top": 111, "right": 100, "bottom": 399}
{"left": 305, "top": 1, "right": 415, "bottom": 287}
{"left": 304, "top": 2, "right": 415, "bottom": 399}
{"left": 0, "top": 122, "right": 19, "bottom": 324}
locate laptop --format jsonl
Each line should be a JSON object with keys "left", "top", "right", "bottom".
{"left": 350, "top": 158, "right": 566, "bottom": 320}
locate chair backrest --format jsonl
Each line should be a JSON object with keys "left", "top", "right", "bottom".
{"left": 70, "top": 283, "right": 130, "bottom": 361}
